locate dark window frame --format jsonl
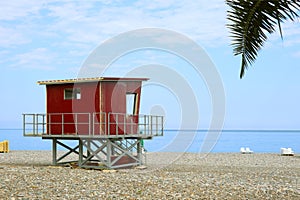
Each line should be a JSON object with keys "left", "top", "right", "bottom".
{"left": 64, "top": 88, "right": 81, "bottom": 100}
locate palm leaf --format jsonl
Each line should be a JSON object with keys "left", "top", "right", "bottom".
{"left": 226, "top": 0, "right": 300, "bottom": 78}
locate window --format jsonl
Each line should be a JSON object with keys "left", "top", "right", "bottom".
{"left": 126, "top": 93, "right": 137, "bottom": 115}
{"left": 64, "top": 88, "right": 81, "bottom": 100}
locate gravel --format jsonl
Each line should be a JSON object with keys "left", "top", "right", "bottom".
{"left": 0, "top": 151, "right": 299, "bottom": 199}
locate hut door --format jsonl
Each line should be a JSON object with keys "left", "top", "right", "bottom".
{"left": 126, "top": 93, "right": 136, "bottom": 115}
{"left": 126, "top": 93, "right": 138, "bottom": 134}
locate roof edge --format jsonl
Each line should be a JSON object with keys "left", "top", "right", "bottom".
{"left": 37, "top": 77, "right": 149, "bottom": 85}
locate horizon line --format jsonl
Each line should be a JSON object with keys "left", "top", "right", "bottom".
{"left": 1, "top": 128, "right": 300, "bottom": 132}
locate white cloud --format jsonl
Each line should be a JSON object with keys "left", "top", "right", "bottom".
{"left": 0, "top": 0, "right": 228, "bottom": 52}
{"left": 0, "top": 1, "right": 45, "bottom": 20}
{"left": 263, "top": 18, "right": 300, "bottom": 48}
{"left": 2, "top": 0, "right": 298, "bottom": 51}
{"left": 292, "top": 51, "right": 300, "bottom": 58}
{"left": 5, "top": 0, "right": 299, "bottom": 72}
{"left": 10, "top": 48, "right": 56, "bottom": 70}
{"left": 280, "top": 21, "right": 300, "bottom": 47}
{"left": 14, "top": 0, "right": 228, "bottom": 47}
{"left": 0, "top": 26, "right": 31, "bottom": 47}
{"left": 0, "top": 50, "right": 10, "bottom": 65}
{"left": 0, "top": 0, "right": 229, "bottom": 73}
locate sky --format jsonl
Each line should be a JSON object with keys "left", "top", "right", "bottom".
{"left": 1, "top": 0, "right": 300, "bottom": 130}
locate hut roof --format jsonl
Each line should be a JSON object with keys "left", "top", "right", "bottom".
{"left": 37, "top": 77, "right": 149, "bottom": 85}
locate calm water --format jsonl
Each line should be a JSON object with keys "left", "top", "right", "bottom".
{"left": 0, "top": 129, "right": 299, "bottom": 153}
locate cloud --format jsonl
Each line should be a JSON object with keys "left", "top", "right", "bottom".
{"left": 0, "top": 50, "right": 10, "bottom": 66}
{"left": 0, "top": 0, "right": 230, "bottom": 72}
{"left": 4, "top": 0, "right": 298, "bottom": 73}
{"left": 0, "top": 1, "right": 45, "bottom": 20}
{"left": 10, "top": 48, "right": 56, "bottom": 70}
{"left": 265, "top": 19, "right": 300, "bottom": 48}
{"left": 2, "top": 0, "right": 298, "bottom": 51}
{"left": 292, "top": 51, "right": 300, "bottom": 58}
{"left": 0, "top": 0, "right": 230, "bottom": 77}
{"left": 1, "top": 0, "right": 229, "bottom": 47}
{"left": 0, "top": 26, "right": 31, "bottom": 47}
{"left": 280, "top": 21, "right": 300, "bottom": 47}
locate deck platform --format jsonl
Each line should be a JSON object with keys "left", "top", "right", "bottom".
{"left": 23, "top": 113, "right": 163, "bottom": 169}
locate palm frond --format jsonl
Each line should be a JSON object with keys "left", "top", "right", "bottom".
{"left": 226, "top": 0, "right": 300, "bottom": 78}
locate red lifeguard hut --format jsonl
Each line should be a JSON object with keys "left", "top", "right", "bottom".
{"left": 23, "top": 77, "right": 163, "bottom": 169}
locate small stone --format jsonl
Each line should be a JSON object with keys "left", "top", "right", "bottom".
{"left": 102, "top": 169, "right": 117, "bottom": 173}
{"left": 135, "top": 165, "right": 147, "bottom": 170}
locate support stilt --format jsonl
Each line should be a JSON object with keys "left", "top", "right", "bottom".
{"left": 52, "top": 138, "right": 57, "bottom": 165}
{"left": 78, "top": 139, "right": 83, "bottom": 167}
{"left": 48, "top": 137, "right": 145, "bottom": 169}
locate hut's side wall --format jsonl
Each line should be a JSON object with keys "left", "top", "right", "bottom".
{"left": 101, "top": 81, "right": 142, "bottom": 114}
{"left": 101, "top": 81, "right": 142, "bottom": 135}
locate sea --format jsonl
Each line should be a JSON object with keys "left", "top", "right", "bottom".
{"left": 1, "top": 129, "right": 299, "bottom": 153}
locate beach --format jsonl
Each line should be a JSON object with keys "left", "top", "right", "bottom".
{"left": 0, "top": 151, "right": 299, "bottom": 199}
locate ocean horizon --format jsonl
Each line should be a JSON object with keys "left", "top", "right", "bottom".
{"left": 0, "top": 129, "right": 299, "bottom": 153}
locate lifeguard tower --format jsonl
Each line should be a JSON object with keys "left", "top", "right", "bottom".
{"left": 23, "top": 77, "right": 163, "bottom": 169}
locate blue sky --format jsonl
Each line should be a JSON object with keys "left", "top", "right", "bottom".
{"left": 1, "top": 0, "right": 300, "bottom": 130}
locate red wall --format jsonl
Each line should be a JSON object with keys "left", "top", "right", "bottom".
{"left": 46, "top": 82, "right": 100, "bottom": 114}
{"left": 46, "top": 82, "right": 100, "bottom": 135}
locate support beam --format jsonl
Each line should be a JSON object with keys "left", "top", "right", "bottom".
{"left": 52, "top": 138, "right": 57, "bottom": 165}
{"left": 137, "top": 139, "right": 142, "bottom": 164}
{"left": 107, "top": 139, "right": 112, "bottom": 168}
{"left": 49, "top": 137, "right": 144, "bottom": 169}
{"left": 79, "top": 139, "right": 83, "bottom": 167}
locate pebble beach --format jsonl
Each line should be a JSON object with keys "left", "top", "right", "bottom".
{"left": 0, "top": 151, "right": 299, "bottom": 199}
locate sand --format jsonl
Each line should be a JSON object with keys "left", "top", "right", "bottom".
{"left": 0, "top": 151, "right": 299, "bottom": 199}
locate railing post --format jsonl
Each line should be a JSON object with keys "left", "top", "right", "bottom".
{"left": 42, "top": 114, "right": 45, "bottom": 135}
{"left": 145, "top": 115, "right": 148, "bottom": 136}
{"left": 150, "top": 116, "right": 153, "bottom": 136}
{"left": 75, "top": 113, "right": 78, "bottom": 135}
{"left": 161, "top": 116, "right": 163, "bottom": 136}
{"left": 92, "top": 113, "right": 95, "bottom": 136}
{"left": 156, "top": 116, "right": 158, "bottom": 136}
{"left": 33, "top": 114, "right": 36, "bottom": 136}
{"left": 104, "top": 112, "right": 106, "bottom": 135}
{"left": 144, "top": 115, "right": 146, "bottom": 136}
{"left": 108, "top": 113, "right": 110, "bottom": 136}
{"left": 22, "top": 114, "right": 25, "bottom": 136}
{"left": 88, "top": 113, "right": 91, "bottom": 136}
{"left": 49, "top": 114, "right": 51, "bottom": 135}
{"left": 62, "top": 114, "right": 64, "bottom": 135}
{"left": 124, "top": 114, "right": 126, "bottom": 135}
{"left": 35, "top": 114, "right": 38, "bottom": 135}
{"left": 130, "top": 115, "right": 133, "bottom": 135}
{"left": 116, "top": 114, "right": 118, "bottom": 136}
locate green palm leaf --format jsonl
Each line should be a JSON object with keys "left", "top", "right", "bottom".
{"left": 226, "top": 0, "right": 300, "bottom": 78}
